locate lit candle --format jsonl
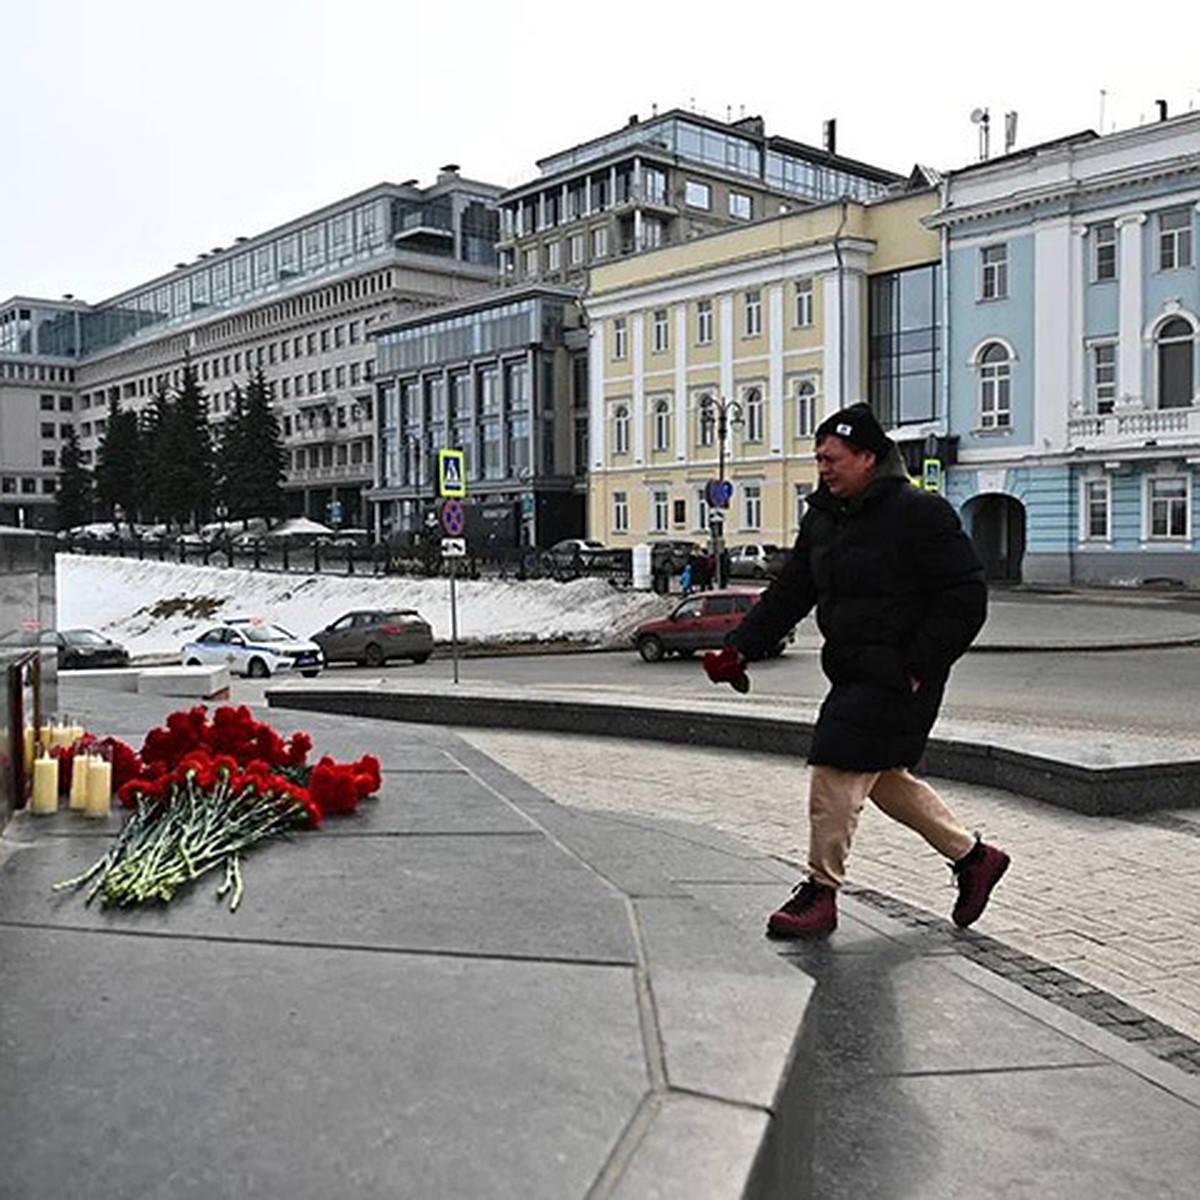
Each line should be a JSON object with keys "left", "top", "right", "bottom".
{"left": 85, "top": 756, "right": 112, "bottom": 818}
{"left": 69, "top": 753, "right": 91, "bottom": 810}
{"left": 31, "top": 755, "right": 59, "bottom": 815}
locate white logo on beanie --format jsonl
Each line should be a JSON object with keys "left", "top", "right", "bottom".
{"left": 835, "top": 423, "right": 852, "bottom": 436}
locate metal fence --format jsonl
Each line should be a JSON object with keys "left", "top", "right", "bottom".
{"left": 58, "top": 536, "right": 636, "bottom": 587}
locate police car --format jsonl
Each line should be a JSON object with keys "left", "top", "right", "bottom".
{"left": 181, "top": 618, "right": 324, "bottom": 679}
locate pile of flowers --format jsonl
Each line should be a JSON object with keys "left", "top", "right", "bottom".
{"left": 54, "top": 705, "right": 381, "bottom": 910}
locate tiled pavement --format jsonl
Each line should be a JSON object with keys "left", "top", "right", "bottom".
{"left": 458, "top": 730, "right": 1200, "bottom": 1059}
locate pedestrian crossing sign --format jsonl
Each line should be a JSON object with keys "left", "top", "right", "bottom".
{"left": 438, "top": 449, "right": 466, "bottom": 498}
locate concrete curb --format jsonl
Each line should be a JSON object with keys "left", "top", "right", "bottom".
{"left": 266, "top": 685, "right": 1200, "bottom": 817}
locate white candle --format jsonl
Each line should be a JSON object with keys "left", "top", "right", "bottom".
{"left": 31, "top": 756, "right": 59, "bottom": 815}
{"left": 69, "top": 753, "right": 91, "bottom": 810}
{"left": 85, "top": 758, "right": 113, "bottom": 818}
{"left": 49, "top": 724, "right": 75, "bottom": 750}
{"left": 23, "top": 726, "right": 35, "bottom": 775}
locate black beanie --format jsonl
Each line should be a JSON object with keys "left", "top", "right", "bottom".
{"left": 814, "top": 403, "right": 891, "bottom": 458}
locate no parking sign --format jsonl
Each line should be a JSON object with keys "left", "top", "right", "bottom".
{"left": 441, "top": 498, "right": 466, "bottom": 537}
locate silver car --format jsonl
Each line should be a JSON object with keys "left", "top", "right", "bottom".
{"left": 312, "top": 609, "right": 435, "bottom": 667}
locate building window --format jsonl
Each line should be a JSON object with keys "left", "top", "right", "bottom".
{"left": 613, "top": 405, "right": 630, "bottom": 455}
{"left": 696, "top": 298, "right": 713, "bottom": 345}
{"left": 653, "top": 398, "right": 671, "bottom": 451}
{"left": 569, "top": 233, "right": 585, "bottom": 265}
{"left": 978, "top": 342, "right": 1012, "bottom": 428}
{"left": 613, "top": 317, "right": 627, "bottom": 360}
{"left": 672, "top": 498, "right": 686, "bottom": 526}
{"left": 524, "top": 248, "right": 538, "bottom": 278}
{"left": 41, "top": 422, "right": 55, "bottom": 438}
{"left": 1158, "top": 208, "right": 1193, "bottom": 271}
{"left": 1092, "top": 343, "right": 1117, "bottom": 413}
{"left": 613, "top": 490, "right": 629, "bottom": 533}
{"left": 41, "top": 450, "right": 56, "bottom": 466}
{"left": 1157, "top": 317, "right": 1194, "bottom": 408}
{"left": 744, "top": 289, "right": 762, "bottom": 337}
{"left": 644, "top": 167, "right": 667, "bottom": 205}
{"left": 1093, "top": 223, "right": 1117, "bottom": 282}
{"left": 795, "top": 378, "right": 818, "bottom": 436}
{"left": 1083, "top": 478, "right": 1110, "bottom": 541}
{"left": 741, "top": 483, "right": 762, "bottom": 530}
{"left": 653, "top": 309, "right": 669, "bottom": 353}
{"left": 795, "top": 277, "right": 814, "bottom": 327}
{"left": 743, "top": 386, "right": 763, "bottom": 442}
{"left": 794, "top": 483, "right": 811, "bottom": 532}
{"left": 40, "top": 395, "right": 54, "bottom": 411}
{"left": 591, "top": 226, "right": 609, "bottom": 258}
{"left": 684, "top": 180, "right": 711, "bottom": 210}
{"left": 651, "top": 488, "right": 669, "bottom": 533}
{"left": 980, "top": 244, "right": 1008, "bottom": 300}
{"left": 1147, "top": 476, "right": 1189, "bottom": 539}
{"left": 546, "top": 241, "right": 561, "bottom": 272}
{"left": 729, "top": 192, "right": 752, "bottom": 221}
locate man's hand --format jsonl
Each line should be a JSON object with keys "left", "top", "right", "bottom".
{"left": 702, "top": 645, "right": 750, "bottom": 693}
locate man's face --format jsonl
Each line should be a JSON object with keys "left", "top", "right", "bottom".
{"left": 815, "top": 436, "right": 877, "bottom": 498}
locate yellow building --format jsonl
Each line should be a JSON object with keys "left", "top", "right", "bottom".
{"left": 585, "top": 189, "right": 939, "bottom": 553}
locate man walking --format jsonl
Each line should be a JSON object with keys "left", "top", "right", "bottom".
{"left": 703, "top": 403, "right": 1009, "bottom": 938}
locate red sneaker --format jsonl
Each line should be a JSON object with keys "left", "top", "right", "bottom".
{"left": 951, "top": 841, "right": 1010, "bottom": 927}
{"left": 767, "top": 880, "right": 837, "bottom": 939}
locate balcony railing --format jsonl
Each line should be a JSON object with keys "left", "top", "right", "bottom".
{"left": 288, "top": 463, "right": 372, "bottom": 482}
{"left": 1068, "top": 405, "right": 1200, "bottom": 446}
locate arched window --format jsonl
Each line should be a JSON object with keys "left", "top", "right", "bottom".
{"left": 1156, "top": 317, "right": 1194, "bottom": 409}
{"left": 653, "top": 399, "right": 671, "bottom": 451}
{"left": 613, "top": 405, "right": 629, "bottom": 455}
{"left": 978, "top": 342, "right": 1012, "bottom": 429}
{"left": 743, "top": 386, "right": 764, "bottom": 442}
{"left": 795, "top": 379, "right": 818, "bottom": 437}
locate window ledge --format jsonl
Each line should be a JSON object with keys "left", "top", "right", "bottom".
{"left": 972, "top": 425, "right": 1013, "bottom": 437}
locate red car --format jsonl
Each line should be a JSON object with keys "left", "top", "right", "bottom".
{"left": 633, "top": 588, "right": 788, "bottom": 662}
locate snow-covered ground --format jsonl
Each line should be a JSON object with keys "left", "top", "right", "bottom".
{"left": 56, "top": 554, "right": 672, "bottom": 659}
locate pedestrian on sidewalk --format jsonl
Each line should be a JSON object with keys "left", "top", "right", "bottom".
{"left": 702, "top": 403, "right": 1009, "bottom": 939}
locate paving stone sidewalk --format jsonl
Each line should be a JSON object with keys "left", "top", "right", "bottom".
{"left": 460, "top": 730, "right": 1200, "bottom": 1055}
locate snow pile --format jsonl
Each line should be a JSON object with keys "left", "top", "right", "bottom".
{"left": 56, "top": 554, "right": 673, "bottom": 658}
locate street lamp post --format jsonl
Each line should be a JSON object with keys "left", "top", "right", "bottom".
{"left": 698, "top": 394, "right": 743, "bottom": 587}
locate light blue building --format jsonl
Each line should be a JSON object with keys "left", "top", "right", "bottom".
{"left": 929, "top": 113, "right": 1200, "bottom": 587}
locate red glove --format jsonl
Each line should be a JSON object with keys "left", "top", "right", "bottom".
{"left": 702, "top": 645, "right": 750, "bottom": 693}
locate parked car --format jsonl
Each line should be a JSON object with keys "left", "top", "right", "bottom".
{"left": 545, "top": 538, "right": 605, "bottom": 570}
{"left": 727, "top": 543, "right": 788, "bottom": 579}
{"left": 312, "top": 609, "right": 434, "bottom": 667}
{"left": 317, "top": 527, "right": 371, "bottom": 548}
{"left": 632, "top": 589, "right": 789, "bottom": 662}
{"left": 0, "top": 627, "right": 131, "bottom": 670}
{"left": 182, "top": 620, "right": 324, "bottom": 678}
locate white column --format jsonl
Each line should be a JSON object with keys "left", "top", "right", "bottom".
{"left": 1067, "top": 226, "right": 1087, "bottom": 423}
{"left": 719, "top": 294, "right": 734, "bottom": 403}
{"left": 632, "top": 313, "right": 645, "bottom": 464}
{"left": 821, "top": 269, "right": 843, "bottom": 409}
{"left": 674, "top": 305, "right": 688, "bottom": 460}
{"left": 1034, "top": 219, "right": 1072, "bottom": 450}
{"left": 589, "top": 320, "right": 606, "bottom": 470}
{"left": 1116, "top": 213, "right": 1146, "bottom": 405}
{"left": 768, "top": 283, "right": 784, "bottom": 453}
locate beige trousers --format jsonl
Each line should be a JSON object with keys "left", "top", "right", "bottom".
{"left": 808, "top": 764, "right": 976, "bottom": 888}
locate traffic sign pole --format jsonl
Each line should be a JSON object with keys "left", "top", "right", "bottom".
{"left": 449, "top": 555, "right": 460, "bottom": 684}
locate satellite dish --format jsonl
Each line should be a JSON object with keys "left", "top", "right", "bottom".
{"left": 969, "top": 108, "right": 988, "bottom": 124}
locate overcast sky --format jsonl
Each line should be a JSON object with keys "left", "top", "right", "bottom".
{"left": 4, "top": 0, "right": 1198, "bottom": 304}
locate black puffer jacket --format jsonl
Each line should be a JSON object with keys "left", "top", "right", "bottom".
{"left": 730, "top": 451, "right": 986, "bottom": 771}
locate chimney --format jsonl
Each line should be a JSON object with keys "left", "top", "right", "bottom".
{"left": 1156, "top": 99, "right": 1169, "bottom": 121}
{"left": 628, "top": 114, "right": 639, "bottom": 126}
{"left": 823, "top": 119, "right": 837, "bottom": 155}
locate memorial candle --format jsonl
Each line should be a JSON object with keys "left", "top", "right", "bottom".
{"left": 85, "top": 755, "right": 112, "bottom": 818}
{"left": 69, "top": 753, "right": 91, "bottom": 810}
{"left": 31, "top": 754, "right": 59, "bottom": 815}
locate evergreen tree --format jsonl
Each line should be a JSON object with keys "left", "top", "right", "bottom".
{"left": 94, "top": 403, "right": 142, "bottom": 528}
{"left": 161, "top": 362, "right": 214, "bottom": 527}
{"left": 55, "top": 425, "right": 92, "bottom": 530}
{"left": 139, "top": 394, "right": 173, "bottom": 526}
{"left": 241, "top": 368, "right": 287, "bottom": 521}
{"left": 215, "top": 383, "right": 250, "bottom": 520}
